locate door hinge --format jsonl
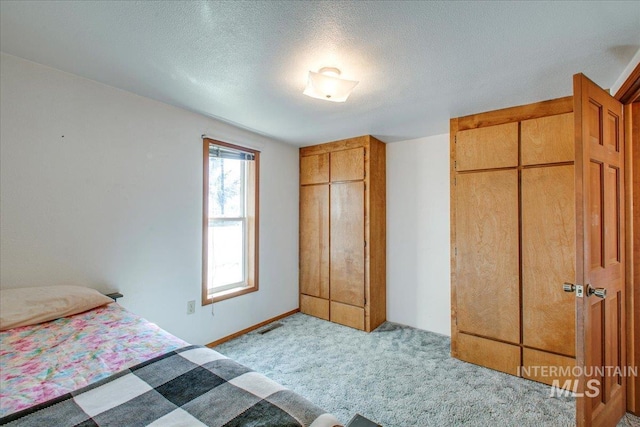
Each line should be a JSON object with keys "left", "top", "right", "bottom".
{"left": 454, "top": 160, "right": 457, "bottom": 170}
{"left": 454, "top": 177, "right": 456, "bottom": 186}
{"left": 454, "top": 135, "right": 457, "bottom": 144}
{"left": 455, "top": 247, "right": 457, "bottom": 256}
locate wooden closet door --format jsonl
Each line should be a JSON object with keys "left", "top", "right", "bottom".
{"left": 455, "top": 170, "right": 520, "bottom": 343}
{"left": 300, "top": 185, "right": 330, "bottom": 300}
{"left": 330, "top": 181, "right": 365, "bottom": 308}
{"left": 456, "top": 123, "right": 518, "bottom": 171}
{"left": 521, "top": 113, "right": 574, "bottom": 165}
{"left": 301, "top": 153, "right": 329, "bottom": 185}
{"left": 331, "top": 148, "right": 364, "bottom": 182}
{"left": 521, "top": 165, "right": 575, "bottom": 356}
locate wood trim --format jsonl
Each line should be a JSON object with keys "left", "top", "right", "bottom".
{"left": 364, "top": 143, "right": 371, "bottom": 332}
{"left": 614, "top": 62, "right": 640, "bottom": 104}
{"left": 456, "top": 96, "right": 573, "bottom": 131}
{"left": 449, "top": 118, "right": 459, "bottom": 357}
{"left": 572, "top": 73, "right": 588, "bottom": 426}
{"left": 252, "top": 150, "right": 260, "bottom": 292}
{"left": 300, "top": 135, "right": 369, "bottom": 157}
{"left": 626, "top": 102, "right": 640, "bottom": 415}
{"left": 202, "top": 138, "right": 260, "bottom": 306}
{"left": 205, "top": 309, "right": 300, "bottom": 348}
{"left": 201, "top": 139, "right": 210, "bottom": 306}
{"left": 618, "top": 61, "right": 640, "bottom": 415}
{"left": 367, "top": 136, "right": 386, "bottom": 332}
{"left": 207, "top": 285, "right": 259, "bottom": 304}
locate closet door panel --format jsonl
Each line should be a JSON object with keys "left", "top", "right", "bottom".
{"left": 331, "top": 148, "right": 364, "bottom": 182}
{"left": 330, "top": 181, "right": 365, "bottom": 307}
{"left": 456, "top": 170, "right": 520, "bottom": 343}
{"left": 300, "top": 185, "right": 330, "bottom": 299}
{"left": 456, "top": 123, "right": 518, "bottom": 171}
{"left": 457, "top": 333, "right": 520, "bottom": 376}
{"left": 300, "top": 294, "right": 329, "bottom": 320}
{"left": 521, "top": 113, "right": 574, "bottom": 165}
{"left": 522, "top": 348, "right": 576, "bottom": 387}
{"left": 522, "top": 165, "right": 575, "bottom": 356}
{"left": 331, "top": 301, "right": 365, "bottom": 330}
{"left": 301, "top": 153, "right": 329, "bottom": 185}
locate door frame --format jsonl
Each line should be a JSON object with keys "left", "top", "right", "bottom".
{"left": 614, "top": 61, "right": 640, "bottom": 415}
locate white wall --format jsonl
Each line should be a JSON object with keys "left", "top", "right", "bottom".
{"left": 0, "top": 53, "right": 299, "bottom": 345}
{"left": 386, "top": 134, "right": 451, "bottom": 336}
{"left": 610, "top": 47, "right": 640, "bottom": 96}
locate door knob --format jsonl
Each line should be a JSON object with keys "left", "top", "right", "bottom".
{"left": 587, "top": 285, "right": 606, "bottom": 299}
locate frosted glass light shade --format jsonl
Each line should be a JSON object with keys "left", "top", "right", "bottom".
{"left": 303, "top": 67, "right": 359, "bottom": 102}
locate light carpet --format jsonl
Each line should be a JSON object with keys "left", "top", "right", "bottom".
{"left": 215, "top": 313, "right": 639, "bottom": 427}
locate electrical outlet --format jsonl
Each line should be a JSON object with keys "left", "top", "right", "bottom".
{"left": 187, "top": 300, "right": 195, "bottom": 315}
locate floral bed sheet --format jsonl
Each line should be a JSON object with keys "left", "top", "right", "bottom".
{"left": 0, "top": 303, "right": 187, "bottom": 417}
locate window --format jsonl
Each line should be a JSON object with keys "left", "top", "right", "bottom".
{"left": 202, "top": 138, "right": 259, "bottom": 305}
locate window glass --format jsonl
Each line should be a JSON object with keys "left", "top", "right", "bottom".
{"left": 203, "top": 139, "right": 259, "bottom": 304}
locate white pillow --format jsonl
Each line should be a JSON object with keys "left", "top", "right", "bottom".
{"left": 0, "top": 285, "right": 114, "bottom": 331}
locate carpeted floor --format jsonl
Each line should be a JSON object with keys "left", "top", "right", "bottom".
{"left": 215, "top": 313, "right": 639, "bottom": 427}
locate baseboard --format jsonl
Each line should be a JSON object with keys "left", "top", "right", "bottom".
{"left": 206, "top": 308, "right": 300, "bottom": 348}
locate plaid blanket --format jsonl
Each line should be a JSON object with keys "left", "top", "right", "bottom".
{"left": 1, "top": 346, "right": 341, "bottom": 427}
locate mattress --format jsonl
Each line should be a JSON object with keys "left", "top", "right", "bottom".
{"left": 0, "top": 303, "right": 187, "bottom": 417}
{"left": 0, "top": 302, "right": 340, "bottom": 426}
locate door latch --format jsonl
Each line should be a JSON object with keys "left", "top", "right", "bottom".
{"left": 563, "top": 282, "right": 584, "bottom": 298}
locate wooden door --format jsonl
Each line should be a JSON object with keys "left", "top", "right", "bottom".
{"left": 455, "top": 170, "right": 520, "bottom": 344}
{"left": 456, "top": 122, "right": 519, "bottom": 171}
{"left": 300, "top": 185, "right": 329, "bottom": 300}
{"left": 521, "top": 165, "right": 576, "bottom": 356}
{"left": 574, "top": 73, "right": 626, "bottom": 427}
{"left": 331, "top": 147, "right": 365, "bottom": 182}
{"left": 330, "top": 181, "right": 365, "bottom": 307}
{"left": 301, "top": 153, "right": 329, "bottom": 185}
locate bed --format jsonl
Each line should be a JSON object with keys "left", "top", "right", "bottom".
{"left": 0, "top": 286, "right": 341, "bottom": 426}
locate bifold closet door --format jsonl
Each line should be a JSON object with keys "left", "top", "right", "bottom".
{"left": 330, "top": 181, "right": 365, "bottom": 308}
{"left": 300, "top": 184, "right": 330, "bottom": 320}
{"left": 455, "top": 170, "right": 520, "bottom": 344}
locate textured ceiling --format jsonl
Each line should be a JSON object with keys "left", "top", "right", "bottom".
{"left": 1, "top": 1, "right": 639, "bottom": 146}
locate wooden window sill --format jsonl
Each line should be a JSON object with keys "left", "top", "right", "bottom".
{"left": 203, "top": 284, "right": 257, "bottom": 305}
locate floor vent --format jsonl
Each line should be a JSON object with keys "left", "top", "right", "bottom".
{"left": 257, "top": 323, "right": 283, "bottom": 335}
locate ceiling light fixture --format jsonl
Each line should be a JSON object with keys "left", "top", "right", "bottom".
{"left": 303, "top": 67, "right": 359, "bottom": 102}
